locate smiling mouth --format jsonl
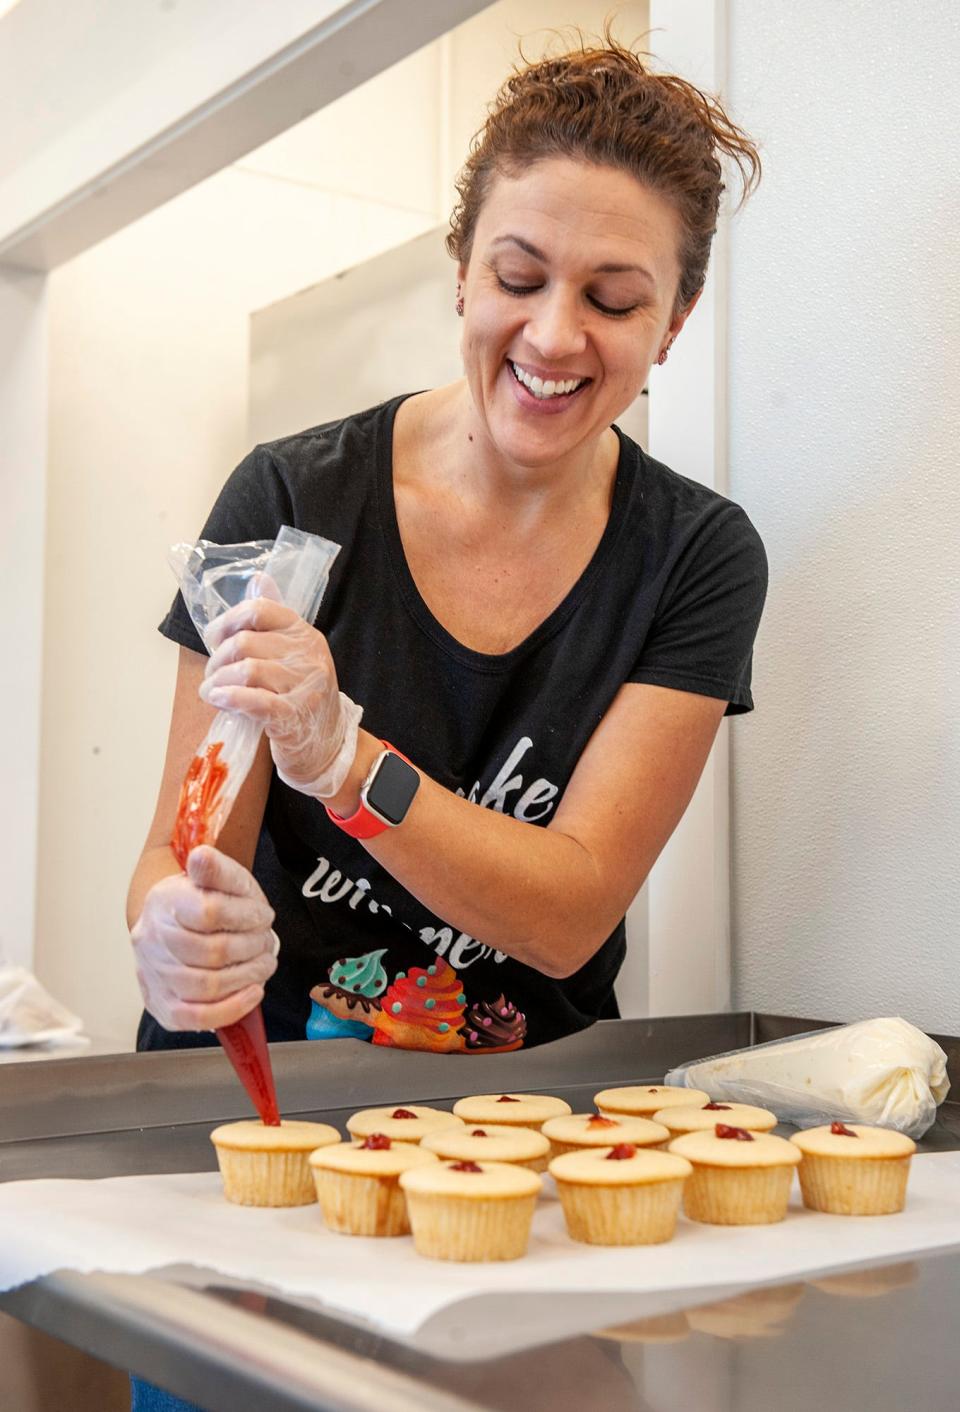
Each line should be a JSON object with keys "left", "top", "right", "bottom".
{"left": 507, "top": 359, "right": 590, "bottom": 401}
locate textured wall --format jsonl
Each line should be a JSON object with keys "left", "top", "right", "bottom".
{"left": 727, "top": 3, "right": 960, "bottom": 1032}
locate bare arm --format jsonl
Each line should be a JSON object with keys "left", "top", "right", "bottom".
{"left": 201, "top": 598, "right": 728, "bottom": 982}
{"left": 332, "top": 684, "right": 727, "bottom": 978}
{"left": 127, "top": 647, "right": 278, "bottom": 1031}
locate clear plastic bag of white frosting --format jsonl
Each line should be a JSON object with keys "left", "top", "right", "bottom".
{"left": 167, "top": 526, "right": 340, "bottom": 861}
{"left": 664, "top": 1017, "right": 950, "bottom": 1139}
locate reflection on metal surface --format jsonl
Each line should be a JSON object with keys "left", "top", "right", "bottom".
{"left": 686, "top": 1283, "right": 805, "bottom": 1340}
{"left": 593, "top": 1309, "right": 691, "bottom": 1344}
{"left": 809, "top": 1260, "right": 920, "bottom": 1299}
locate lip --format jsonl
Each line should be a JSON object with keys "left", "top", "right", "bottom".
{"left": 503, "top": 359, "right": 591, "bottom": 415}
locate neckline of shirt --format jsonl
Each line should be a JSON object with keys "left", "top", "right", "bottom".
{"left": 376, "top": 392, "right": 636, "bottom": 673}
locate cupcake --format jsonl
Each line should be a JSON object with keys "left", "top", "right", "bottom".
{"left": 309, "top": 1134, "right": 439, "bottom": 1235}
{"left": 462, "top": 994, "right": 527, "bottom": 1053}
{"left": 210, "top": 1119, "right": 341, "bottom": 1207}
{"left": 452, "top": 1092, "right": 572, "bottom": 1132}
{"left": 789, "top": 1122, "right": 916, "bottom": 1215}
{"left": 307, "top": 948, "right": 388, "bottom": 1040}
{"left": 550, "top": 1144, "right": 692, "bottom": 1246}
{"left": 399, "top": 1158, "right": 541, "bottom": 1261}
{"left": 594, "top": 1084, "right": 709, "bottom": 1117}
{"left": 346, "top": 1104, "right": 463, "bottom": 1145}
{"left": 372, "top": 960, "right": 467, "bottom": 1052}
{"left": 669, "top": 1124, "right": 801, "bottom": 1225}
{"left": 541, "top": 1111, "right": 670, "bottom": 1157}
{"left": 653, "top": 1101, "right": 778, "bottom": 1139}
{"left": 420, "top": 1123, "right": 550, "bottom": 1172}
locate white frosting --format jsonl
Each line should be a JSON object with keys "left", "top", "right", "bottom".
{"left": 665, "top": 1018, "right": 949, "bottom": 1140}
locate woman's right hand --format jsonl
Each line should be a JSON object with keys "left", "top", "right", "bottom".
{"left": 131, "top": 845, "right": 278, "bottom": 1031}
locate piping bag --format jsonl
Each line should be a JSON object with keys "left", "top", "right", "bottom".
{"left": 168, "top": 527, "right": 341, "bottom": 1124}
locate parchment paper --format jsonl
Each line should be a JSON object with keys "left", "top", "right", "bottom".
{"left": 2, "top": 1153, "right": 957, "bottom": 1340}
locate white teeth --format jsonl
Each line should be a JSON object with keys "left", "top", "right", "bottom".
{"left": 509, "top": 362, "right": 585, "bottom": 399}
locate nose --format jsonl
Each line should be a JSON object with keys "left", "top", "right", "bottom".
{"left": 524, "top": 287, "right": 588, "bottom": 362}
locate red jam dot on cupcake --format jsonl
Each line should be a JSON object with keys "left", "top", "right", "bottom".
{"left": 715, "top": 1124, "right": 754, "bottom": 1141}
{"left": 831, "top": 1121, "right": 858, "bottom": 1137}
{"left": 451, "top": 1161, "right": 483, "bottom": 1173}
{"left": 606, "top": 1143, "right": 638, "bottom": 1161}
{"left": 361, "top": 1134, "right": 392, "bottom": 1150}
{"left": 471, "top": 1129, "right": 488, "bottom": 1137}
{"left": 392, "top": 1108, "right": 417, "bottom": 1119}
{"left": 702, "top": 1102, "right": 731, "bottom": 1110}
{"left": 497, "top": 1095, "right": 521, "bottom": 1103}
{"left": 587, "top": 1114, "right": 619, "bottom": 1128}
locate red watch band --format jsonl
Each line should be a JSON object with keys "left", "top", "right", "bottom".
{"left": 325, "top": 741, "right": 411, "bottom": 839}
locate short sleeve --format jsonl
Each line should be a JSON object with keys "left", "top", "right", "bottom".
{"left": 628, "top": 504, "right": 768, "bottom": 715}
{"left": 158, "top": 446, "right": 295, "bottom": 656}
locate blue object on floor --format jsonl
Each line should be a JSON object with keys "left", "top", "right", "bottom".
{"left": 130, "top": 1375, "right": 206, "bottom": 1411}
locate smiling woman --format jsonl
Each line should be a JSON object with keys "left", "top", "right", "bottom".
{"left": 128, "top": 34, "right": 766, "bottom": 1069}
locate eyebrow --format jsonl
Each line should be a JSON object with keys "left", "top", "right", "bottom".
{"left": 490, "top": 234, "right": 656, "bottom": 284}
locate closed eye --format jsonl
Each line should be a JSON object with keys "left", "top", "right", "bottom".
{"left": 495, "top": 276, "right": 638, "bottom": 319}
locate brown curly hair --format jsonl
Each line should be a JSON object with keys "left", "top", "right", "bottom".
{"left": 447, "top": 34, "right": 761, "bottom": 316}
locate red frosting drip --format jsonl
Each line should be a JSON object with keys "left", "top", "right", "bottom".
{"left": 606, "top": 1143, "right": 638, "bottom": 1161}
{"left": 451, "top": 1161, "right": 483, "bottom": 1173}
{"left": 702, "top": 1102, "right": 732, "bottom": 1111}
{"left": 715, "top": 1124, "right": 754, "bottom": 1141}
{"left": 391, "top": 1108, "right": 417, "bottom": 1119}
{"left": 830, "top": 1121, "right": 858, "bottom": 1137}
{"left": 497, "top": 1095, "right": 521, "bottom": 1103}
{"left": 361, "top": 1133, "right": 392, "bottom": 1150}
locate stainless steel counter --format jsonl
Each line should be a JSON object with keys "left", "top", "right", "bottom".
{"left": 1, "top": 1013, "right": 957, "bottom": 1412}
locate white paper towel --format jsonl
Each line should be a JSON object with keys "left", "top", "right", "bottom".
{"left": 1, "top": 1154, "right": 958, "bottom": 1339}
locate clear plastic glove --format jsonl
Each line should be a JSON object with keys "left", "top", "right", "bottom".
{"left": 131, "top": 846, "right": 279, "bottom": 1032}
{"left": 198, "top": 597, "right": 361, "bottom": 799}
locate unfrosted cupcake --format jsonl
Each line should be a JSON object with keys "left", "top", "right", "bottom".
{"left": 549, "top": 1144, "right": 692, "bottom": 1245}
{"left": 669, "top": 1124, "right": 801, "bottom": 1225}
{"left": 420, "top": 1123, "right": 551, "bottom": 1172}
{"left": 594, "top": 1084, "right": 709, "bottom": 1117}
{"left": 653, "top": 1101, "right": 778, "bottom": 1139}
{"left": 210, "top": 1119, "right": 341, "bottom": 1207}
{"left": 451, "top": 1092, "right": 571, "bottom": 1132}
{"left": 345, "top": 1104, "right": 462, "bottom": 1145}
{"left": 789, "top": 1122, "right": 916, "bottom": 1215}
{"left": 541, "top": 1111, "right": 670, "bottom": 1157}
{"left": 399, "top": 1159, "right": 541, "bottom": 1261}
{"left": 309, "top": 1134, "right": 438, "bottom": 1235}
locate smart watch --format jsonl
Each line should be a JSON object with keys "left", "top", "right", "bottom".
{"left": 325, "top": 742, "right": 420, "bottom": 839}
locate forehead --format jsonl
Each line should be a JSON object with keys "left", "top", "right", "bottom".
{"left": 474, "top": 157, "right": 682, "bottom": 285}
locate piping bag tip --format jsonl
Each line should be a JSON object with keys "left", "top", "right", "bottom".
{"left": 216, "top": 1007, "right": 281, "bottom": 1126}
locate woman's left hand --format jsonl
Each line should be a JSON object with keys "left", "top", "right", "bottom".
{"left": 199, "top": 598, "right": 361, "bottom": 798}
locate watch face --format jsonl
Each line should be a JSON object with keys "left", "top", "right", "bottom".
{"left": 366, "top": 751, "right": 420, "bottom": 826}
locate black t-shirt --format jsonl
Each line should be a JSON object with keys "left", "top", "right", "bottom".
{"left": 138, "top": 393, "right": 767, "bottom": 1054}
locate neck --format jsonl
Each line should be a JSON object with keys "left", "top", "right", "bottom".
{"left": 422, "top": 380, "right": 618, "bottom": 528}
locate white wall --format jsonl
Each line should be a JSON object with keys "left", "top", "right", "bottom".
{"left": 727, "top": 2, "right": 960, "bottom": 1033}
{"left": 0, "top": 270, "right": 46, "bottom": 969}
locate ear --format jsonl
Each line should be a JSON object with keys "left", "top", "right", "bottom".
{"left": 456, "top": 260, "right": 467, "bottom": 287}
{"left": 668, "top": 286, "right": 703, "bottom": 341}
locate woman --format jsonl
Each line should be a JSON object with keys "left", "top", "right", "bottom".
{"left": 129, "top": 40, "right": 764, "bottom": 1059}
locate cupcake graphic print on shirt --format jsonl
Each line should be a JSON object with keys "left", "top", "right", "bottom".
{"left": 306, "top": 953, "right": 526, "bottom": 1053}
